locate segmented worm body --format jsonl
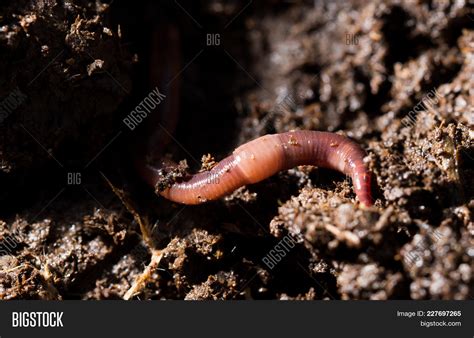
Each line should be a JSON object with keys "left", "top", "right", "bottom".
{"left": 140, "top": 130, "right": 373, "bottom": 206}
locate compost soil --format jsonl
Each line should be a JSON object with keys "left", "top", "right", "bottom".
{"left": 0, "top": 0, "right": 472, "bottom": 300}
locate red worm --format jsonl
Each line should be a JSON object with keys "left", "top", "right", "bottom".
{"left": 140, "top": 130, "right": 373, "bottom": 207}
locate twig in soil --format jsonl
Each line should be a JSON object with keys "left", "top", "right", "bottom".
{"left": 373, "top": 206, "right": 394, "bottom": 232}
{"left": 123, "top": 249, "right": 163, "bottom": 300}
{"left": 100, "top": 172, "right": 154, "bottom": 248}
{"left": 325, "top": 224, "right": 361, "bottom": 247}
{"left": 38, "top": 261, "right": 62, "bottom": 300}
{"left": 100, "top": 172, "right": 165, "bottom": 299}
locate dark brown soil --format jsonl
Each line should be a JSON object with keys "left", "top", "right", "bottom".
{"left": 0, "top": 0, "right": 472, "bottom": 300}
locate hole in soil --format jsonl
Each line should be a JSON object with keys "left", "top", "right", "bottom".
{"left": 381, "top": 5, "right": 434, "bottom": 68}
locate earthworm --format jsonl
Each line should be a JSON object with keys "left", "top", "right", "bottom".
{"left": 139, "top": 130, "right": 373, "bottom": 206}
